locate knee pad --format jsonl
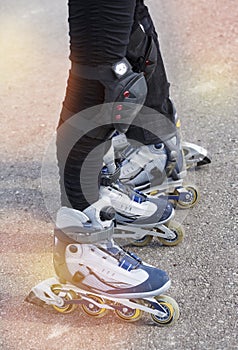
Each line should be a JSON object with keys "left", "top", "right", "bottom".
{"left": 71, "top": 59, "right": 147, "bottom": 134}
{"left": 104, "top": 59, "right": 148, "bottom": 133}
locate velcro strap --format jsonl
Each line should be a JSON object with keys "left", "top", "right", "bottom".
{"left": 71, "top": 62, "right": 115, "bottom": 81}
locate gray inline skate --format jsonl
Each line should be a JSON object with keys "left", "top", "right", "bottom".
{"left": 109, "top": 128, "right": 210, "bottom": 209}
{"left": 26, "top": 198, "right": 179, "bottom": 326}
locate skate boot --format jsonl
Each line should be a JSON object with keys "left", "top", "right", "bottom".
{"left": 110, "top": 131, "right": 200, "bottom": 209}
{"left": 100, "top": 166, "right": 184, "bottom": 247}
{"left": 26, "top": 199, "right": 179, "bottom": 326}
{"left": 112, "top": 130, "right": 211, "bottom": 171}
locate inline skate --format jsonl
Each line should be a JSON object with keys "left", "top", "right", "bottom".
{"left": 100, "top": 164, "right": 184, "bottom": 247}
{"left": 26, "top": 198, "right": 179, "bottom": 326}
{"left": 109, "top": 130, "right": 204, "bottom": 209}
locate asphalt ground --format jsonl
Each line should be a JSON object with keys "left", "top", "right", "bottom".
{"left": 0, "top": 1, "right": 237, "bottom": 349}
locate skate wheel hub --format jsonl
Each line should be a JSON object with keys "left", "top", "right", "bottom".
{"left": 89, "top": 303, "right": 96, "bottom": 310}
{"left": 81, "top": 295, "right": 108, "bottom": 318}
{"left": 115, "top": 304, "right": 142, "bottom": 322}
{"left": 185, "top": 193, "right": 192, "bottom": 200}
{"left": 176, "top": 185, "right": 199, "bottom": 208}
{"left": 51, "top": 284, "right": 77, "bottom": 313}
{"left": 150, "top": 295, "right": 180, "bottom": 326}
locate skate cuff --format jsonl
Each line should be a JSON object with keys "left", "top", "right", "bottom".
{"left": 56, "top": 224, "right": 114, "bottom": 244}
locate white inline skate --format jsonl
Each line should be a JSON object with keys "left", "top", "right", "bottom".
{"left": 100, "top": 165, "right": 184, "bottom": 247}
{"left": 109, "top": 130, "right": 208, "bottom": 209}
{"left": 26, "top": 198, "right": 179, "bottom": 326}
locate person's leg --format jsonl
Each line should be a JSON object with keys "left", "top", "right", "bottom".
{"left": 57, "top": 0, "right": 175, "bottom": 238}
{"left": 126, "top": 0, "right": 176, "bottom": 145}
{"left": 56, "top": 73, "right": 112, "bottom": 211}
{"left": 57, "top": 0, "right": 138, "bottom": 211}
{"left": 126, "top": 1, "right": 210, "bottom": 170}
{"left": 109, "top": 0, "right": 190, "bottom": 205}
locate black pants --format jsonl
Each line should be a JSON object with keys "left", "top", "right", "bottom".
{"left": 57, "top": 0, "right": 175, "bottom": 211}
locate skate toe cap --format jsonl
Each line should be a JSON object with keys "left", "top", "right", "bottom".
{"left": 141, "top": 264, "right": 170, "bottom": 291}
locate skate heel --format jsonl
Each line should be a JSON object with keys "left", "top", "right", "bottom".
{"left": 182, "top": 141, "right": 211, "bottom": 169}
{"left": 25, "top": 291, "right": 46, "bottom": 307}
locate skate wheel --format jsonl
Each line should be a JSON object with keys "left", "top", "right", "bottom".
{"left": 132, "top": 235, "right": 153, "bottom": 247}
{"left": 157, "top": 222, "right": 184, "bottom": 246}
{"left": 115, "top": 305, "right": 142, "bottom": 322}
{"left": 81, "top": 295, "right": 108, "bottom": 318}
{"left": 150, "top": 295, "right": 179, "bottom": 326}
{"left": 177, "top": 186, "right": 199, "bottom": 209}
{"left": 51, "top": 284, "right": 77, "bottom": 314}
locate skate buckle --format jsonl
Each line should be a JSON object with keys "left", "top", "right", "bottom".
{"left": 119, "top": 259, "right": 133, "bottom": 271}
{"left": 117, "top": 251, "right": 141, "bottom": 271}
{"left": 127, "top": 251, "right": 142, "bottom": 263}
